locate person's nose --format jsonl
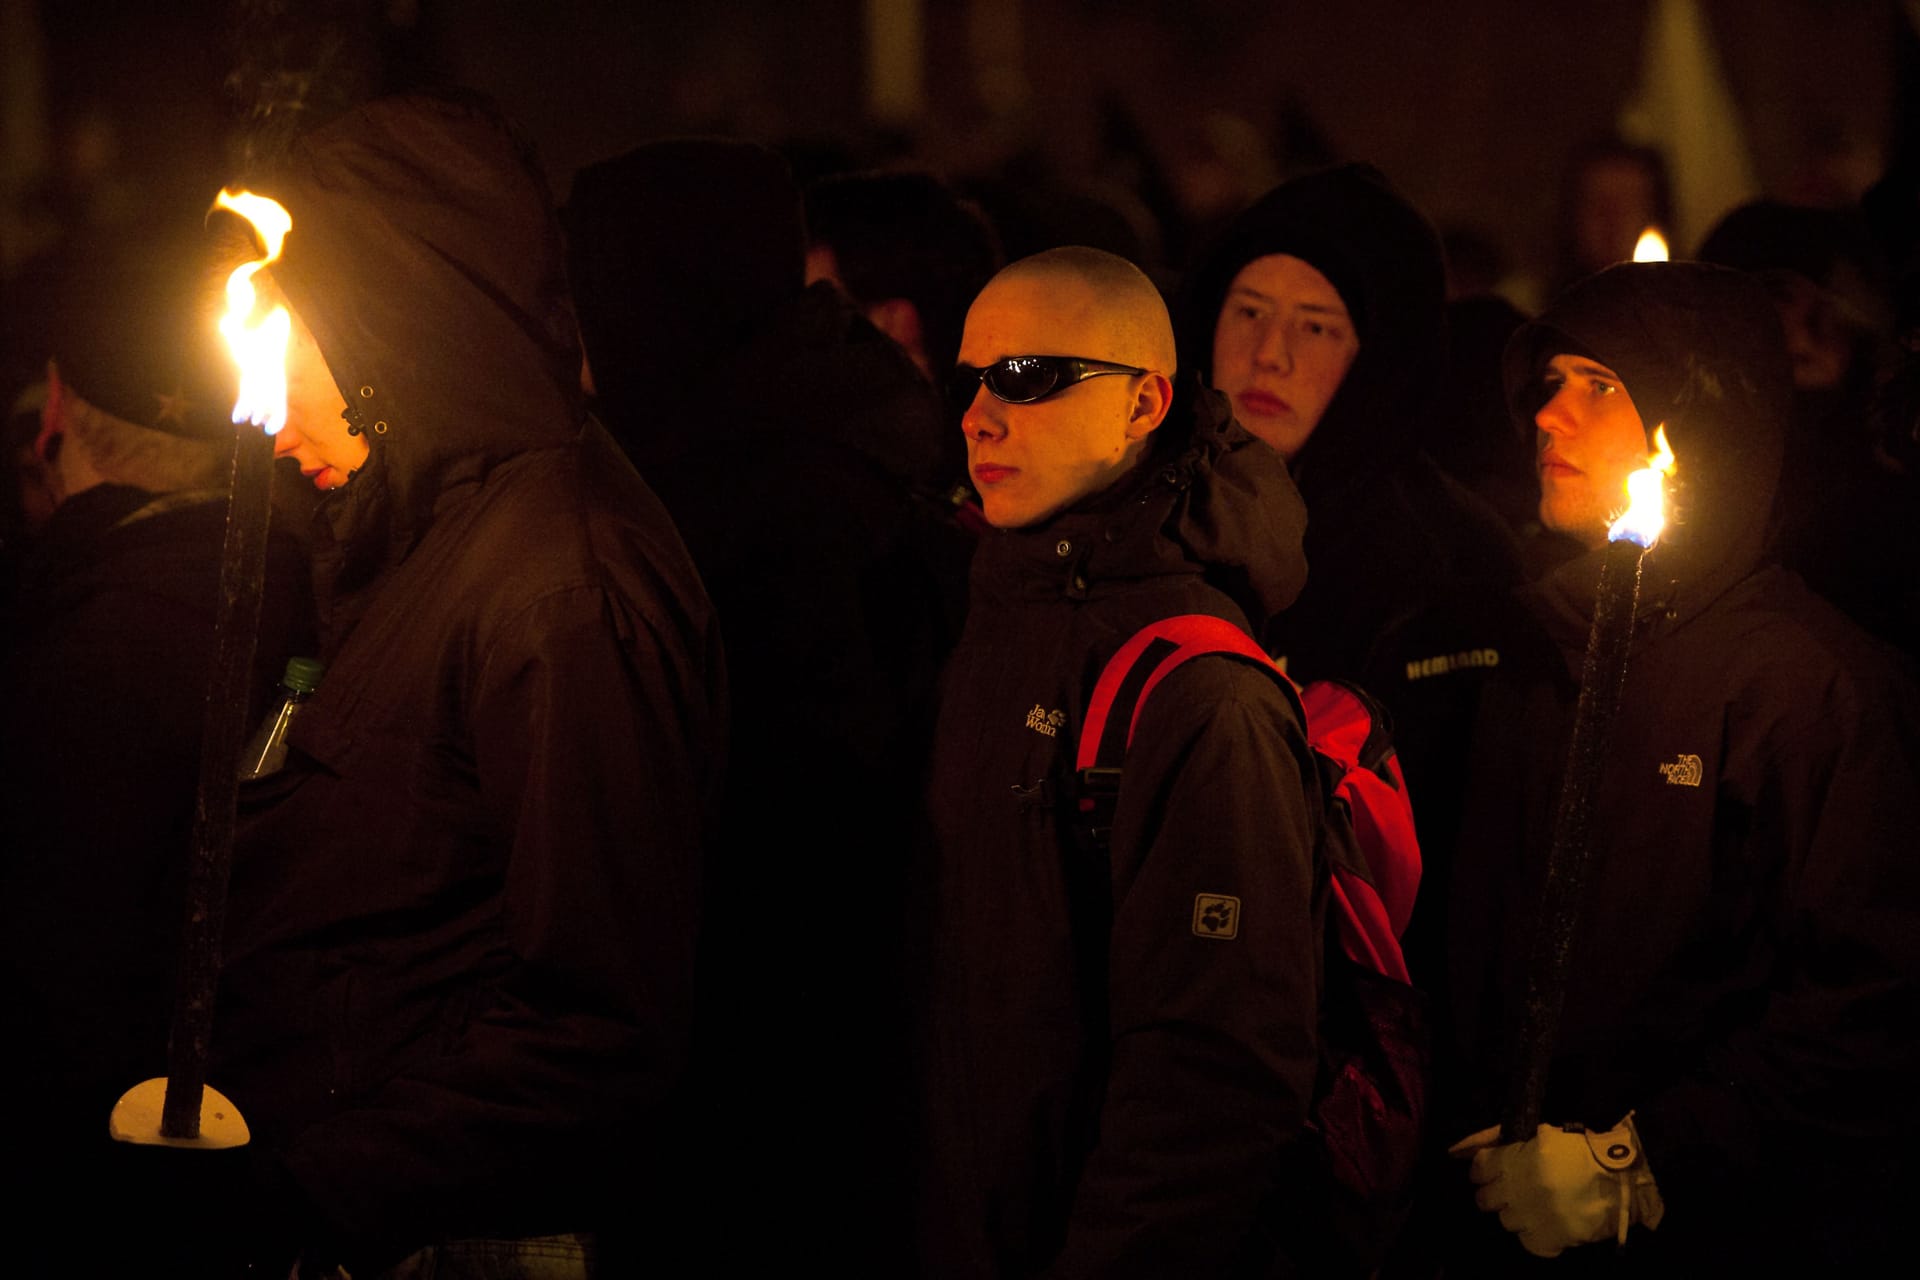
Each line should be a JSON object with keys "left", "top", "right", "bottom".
{"left": 961, "top": 385, "right": 1006, "bottom": 442}
{"left": 1252, "top": 319, "right": 1293, "bottom": 375}
{"left": 1535, "top": 386, "right": 1579, "bottom": 438}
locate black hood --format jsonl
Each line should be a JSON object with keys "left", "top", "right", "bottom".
{"left": 1154, "top": 380, "right": 1312, "bottom": 628}
{"left": 1503, "top": 261, "right": 1791, "bottom": 639}
{"left": 1180, "top": 163, "right": 1446, "bottom": 502}
{"left": 1696, "top": 200, "right": 1890, "bottom": 312}
{"left": 248, "top": 92, "right": 585, "bottom": 573}
{"left": 705, "top": 282, "right": 953, "bottom": 495}
{"left": 564, "top": 138, "right": 806, "bottom": 437}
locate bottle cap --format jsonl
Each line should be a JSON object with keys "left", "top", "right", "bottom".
{"left": 282, "top": 656, "right": 325, "bottom": 694}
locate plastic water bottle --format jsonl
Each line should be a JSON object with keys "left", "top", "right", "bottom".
{"left": 239, "top": 657, "right": 324, "bottom": 781}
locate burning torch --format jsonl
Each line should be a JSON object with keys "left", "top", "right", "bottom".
{"left": 1501, "top": 427, "right": 1677, "bottom": 1142}
{"left": 107, "top": 190, "right": 293, "bottom": 1148}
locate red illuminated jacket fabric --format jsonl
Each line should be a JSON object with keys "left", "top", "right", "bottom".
{"left": 917, "top": 387, "right": 1329, "bottom": 1278}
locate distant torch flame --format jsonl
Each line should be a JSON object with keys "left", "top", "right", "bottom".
{"left": 214, "top": 189, "right": 293, "bottom": 436}
{"left": 1632, "top": 227, "right": 1670, "bottom": 263}
{"left": 1608, "top": 424, "right": 1677, "bottom": 548}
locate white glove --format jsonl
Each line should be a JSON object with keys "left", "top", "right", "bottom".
{"left": 1450, "top": 1113, "right": 1665, "bottom": 1258}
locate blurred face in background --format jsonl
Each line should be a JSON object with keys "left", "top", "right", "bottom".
{"left": 1572, "top": 156, "right": 1660, "bottom": 276}
{"left": 1770, "top": 274, "right": 1855, "bottom": 392}
{"left": 1210, "top": 253, "right": 1360, "bottom": 459}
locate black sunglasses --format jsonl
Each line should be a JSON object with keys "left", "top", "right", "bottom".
{"left": 951, "top": 355, "right": 1148, "bottom": 410}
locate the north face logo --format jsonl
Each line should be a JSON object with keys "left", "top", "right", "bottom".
{"left": 1658, "top": 753, "right": 1704, "bottom": 787}
{"left": 1026, "top": 705, "right": 1066, "bottom": 737}
{"left": 1192, "top": 893, "right": 1241, "bottom": 939}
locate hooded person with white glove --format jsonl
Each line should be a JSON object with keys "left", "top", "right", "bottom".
{"left": 1438, "top": 262, "right": 1920, "bottom": 1273}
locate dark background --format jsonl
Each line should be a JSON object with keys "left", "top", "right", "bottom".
{"left": 0, "top": 0, "right": 1904, "bottom": 302}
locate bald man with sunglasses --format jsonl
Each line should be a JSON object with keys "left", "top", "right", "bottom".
{"left": 916, "top": 247, "right": 1326, "bottom": 1277}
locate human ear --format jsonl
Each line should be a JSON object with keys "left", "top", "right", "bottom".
{"left": 1125, "top": 371, "right": 1174, "bottom": 440}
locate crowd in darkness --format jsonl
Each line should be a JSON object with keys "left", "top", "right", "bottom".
{"left": 0, "top": 60, "right": 1916, "bottom": 1280}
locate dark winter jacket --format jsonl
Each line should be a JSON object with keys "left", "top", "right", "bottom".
{"left": 1446, "top": 263, "right": 1920, "bottom": 1271}
{"left": 211, "top": 94, "right": 724, "bottom": 1267}
{"left": 563, "top": 139, "right": 972, "bottom": 1271}
{"left": 918, "top": 386, "right": 1324, "bottom": 1278}
{"left": 0, "top": 483, "right": 311, "bottom": 1277}
{"left": 0, "top": 483, "right": 309, "bottom": 1130}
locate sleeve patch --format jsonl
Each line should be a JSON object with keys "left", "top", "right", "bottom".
{"left": 1192, "top": 893, "right": 1241, "bottom": 940}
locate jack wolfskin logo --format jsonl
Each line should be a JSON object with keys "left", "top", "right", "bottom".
{"left": 1657, "top": 753, "right": 1704, "bottom": 787}
{"left": 1192, "top": 894, "right": 1241, "bottom": 939}
{"left": 1025, "top": 705, "right": 1065, "bottom": 738}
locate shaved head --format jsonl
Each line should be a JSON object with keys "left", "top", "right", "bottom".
{"left": 982, "top": 247, "right": 1176, "bottom": 374}
{"left": 958, "top": 246, "right": 1178, "bottom": 528}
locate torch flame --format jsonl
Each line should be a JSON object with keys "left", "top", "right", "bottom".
{"left": 1632, "top": 227, "right": 1670, "bottom": 263}
{"left": 214, "top": 189, "right": 293, "bottom": 435}
{"left": 1608, "top": 425, "right": 1676, "bottom": 548}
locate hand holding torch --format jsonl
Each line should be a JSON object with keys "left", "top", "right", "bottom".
{"left": 1501, "top": 428, "right": 1677, "bottom": 1142}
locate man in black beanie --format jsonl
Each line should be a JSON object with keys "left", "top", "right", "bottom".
{"left": 1443, "top": 262, "right": 1920, "bottom": 1272}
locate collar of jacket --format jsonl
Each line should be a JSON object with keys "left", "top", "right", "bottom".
{"left": 1523, "top": 542, "right": 1676, "bottom": 671}
{"left": 969, "top": 379, "right": 1309, "bottom": 626}
{"left": 969, "top": 460, "right": 1178, "bottom": 606}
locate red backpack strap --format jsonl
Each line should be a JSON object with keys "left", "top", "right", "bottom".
{"left": 1299, "top": 681, "right": 1422, "bottom": 982}
{"left": 1077, "top": 618, "right": 1423, "bottom": 988}
{"left": 1078, "top": 614, "right": 1278, "bottom": 774}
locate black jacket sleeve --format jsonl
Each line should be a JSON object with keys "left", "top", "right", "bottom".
{"left": 1050, "top": 658, "right": 1321, "bottom": 1278}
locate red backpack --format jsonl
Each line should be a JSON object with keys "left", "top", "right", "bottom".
{"left": 1076, "top": 614, "right": 1429, "bottom": 1272}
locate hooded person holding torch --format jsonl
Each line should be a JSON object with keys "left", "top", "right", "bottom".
{"left": 196, "top": 92, "right": 724, "bottom": 1275}
{"left": 1441, "top": 262, "right": 1920, "bottom": 1271}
